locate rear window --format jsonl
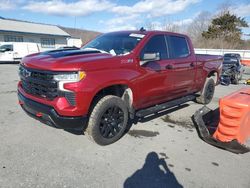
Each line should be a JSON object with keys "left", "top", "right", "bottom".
{"left": 223, "top": 57, "right": 239, "bottom": 66}
{"left": 224, "top": 54, "right": 240, "bottom": 58}
{"left": 168, "top": 36, "right": 189, "bottom": 58}
{"left": 223, "top": 57, "right": 238, "bottom": 62}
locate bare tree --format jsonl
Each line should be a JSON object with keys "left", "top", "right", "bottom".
{"left": 144, "top": 18, "right": 181, "bottom": 33}
{"left": 162, "top": 17, "right": 184, "bottom": 33}
{"left": 144, "top": 21, "right": 159, "bottom": 30}
{"left": 163, "top": 23, "right": 180, "bottom": 33}
{"left": 186, "top": 11, "right": 212, "bottom": 47}
{"left": 142, "top": 1, "right": 250, "bottom": 49}
{"left": 217, "top": 1, "right": 234, "bottom": 15}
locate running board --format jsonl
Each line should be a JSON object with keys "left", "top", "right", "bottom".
{"left": 136, "top": 95, "right": 196, "bottom": 118}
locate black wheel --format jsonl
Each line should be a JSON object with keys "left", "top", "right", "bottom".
{"left": 196, "top": 78, "right": 215, "bottom": 104}
{"left": 86, "top": 95, "right": 128, "bottom": 145}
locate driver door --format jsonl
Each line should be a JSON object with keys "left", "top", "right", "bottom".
{"left": 136, "top": 35, "right": 173, "bottom": 109}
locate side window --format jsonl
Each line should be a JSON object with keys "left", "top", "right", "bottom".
{"left": 168, "top": 36, "right": 190, "bottom": 58}
{"left": 0, "top": 45, "right": 13, "bottom": 51}
{"left": 7, "top": 45, "right": 13, "bottom": 51}
{"left": 140, "top": 35, "right": 168, "bottom": 60}
{"left": 4, "top": 35, "right": 23, "bottom": 42}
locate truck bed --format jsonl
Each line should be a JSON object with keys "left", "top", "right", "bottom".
{"left": 196, "top": 54, "right": 223, "bottom": 63}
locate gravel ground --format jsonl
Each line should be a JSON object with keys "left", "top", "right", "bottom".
{"left": 0, "top": 64, "right": 250, "bottom": 188}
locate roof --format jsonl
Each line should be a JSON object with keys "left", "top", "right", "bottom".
{"left": 107, "top": 30, "right": 184, "bottom": 36}
{"left": 0, "top": 18, "right": 70, "bottom": 37}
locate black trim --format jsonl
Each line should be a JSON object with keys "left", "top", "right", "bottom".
{"left": 136, "top": 95, "right": 196, "bottom": 118}
{"left": 41, "top": 49, "right": 101, "bottom": 58}
{"left": 0, "top": 61, "right": 19, "bottom": 64}
{"left": 18, "top": 91, "right": 87, "bottom": 131}
{"left": 19, "top": 65, "right": 59, "bottom": 100}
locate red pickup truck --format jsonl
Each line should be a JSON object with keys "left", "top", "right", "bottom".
{"left": 18, "top": 30, "right": 222, "bottom": 145}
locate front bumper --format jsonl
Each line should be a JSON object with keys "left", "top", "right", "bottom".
{"left": 18, "top": 91, "right": 88, "bottom": 131}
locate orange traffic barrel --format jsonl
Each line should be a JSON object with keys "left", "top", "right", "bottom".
{"left": 213, "top": 88, "right": 250, "bottom": 144}
{"left": 241, "top": 59, "right": 250, "bottom": 67}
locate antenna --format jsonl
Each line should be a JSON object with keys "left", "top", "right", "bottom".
{"left": 139, "top": 27, "right": 146, "bottom": 32}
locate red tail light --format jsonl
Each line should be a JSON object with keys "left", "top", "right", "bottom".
{"left": 36, "top": 112, "right": 43, "bottom": 117}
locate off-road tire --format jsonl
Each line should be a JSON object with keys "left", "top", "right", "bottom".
{"left": 86, "top": 95, "right": 128, "bottom": 145}
{"left": 232, "top": 74, "right": 239, "bottom": 85}
{"left": 196, "top": 78, "right": 215, "bottom": 104}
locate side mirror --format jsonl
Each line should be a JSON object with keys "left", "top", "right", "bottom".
{"left": 140, "top": 52, "right": 160, "bottom": 66}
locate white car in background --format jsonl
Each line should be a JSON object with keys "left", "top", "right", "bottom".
{"left": 0, "top": 42, "right": 40, "bottom": 63}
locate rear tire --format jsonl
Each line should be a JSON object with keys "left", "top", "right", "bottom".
{"left": 232, "top": 73, "right": 239, "bottom": 85}
{"left": 86, "top": 95, "right": 128, "bottom": 145}
{"left": 196, "top": 78, "right": 215, "bottom": 104}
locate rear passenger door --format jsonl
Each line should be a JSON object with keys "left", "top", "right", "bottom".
{"left": 166, "top": 35, "right": 196, "bottom": 97}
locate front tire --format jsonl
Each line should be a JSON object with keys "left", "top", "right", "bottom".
{"left": 86, "top": 95, "right": 128, "bottom": 145}
{"left": 196, "top": 78, "right": 215, "bottom": 104}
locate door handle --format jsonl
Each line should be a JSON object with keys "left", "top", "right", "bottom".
{"left": 190, "top": 62, "right": 195, "bottom": 67}
{"left": 165, "top": 64, "right": 173, "bottom": 69}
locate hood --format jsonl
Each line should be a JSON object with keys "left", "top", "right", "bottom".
{"left": 22, "top": 49, "right": 115, "bottom": 71}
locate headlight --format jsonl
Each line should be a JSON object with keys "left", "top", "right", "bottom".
{"left": 54, "top": 71, "right": 86, "bottom": 91}
{"left": 54, "top": 71, "right": 86, "bottom": 82}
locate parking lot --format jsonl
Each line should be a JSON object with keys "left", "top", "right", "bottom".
{"left": 0, "top": 64, "right": 250, "bottom": 188}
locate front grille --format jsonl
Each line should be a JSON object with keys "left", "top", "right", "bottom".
{"left": 19, "top": 66, "right": 59, "bottom": 100}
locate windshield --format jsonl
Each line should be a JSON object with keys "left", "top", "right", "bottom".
{"left": 82, "top": 32, "right": 145, "bottom": 56}
{"left": 0, "top": 44, "right": 13, "bottom": 52}
{"left": 224, "top": 54, "right": 240, "bottom": 58}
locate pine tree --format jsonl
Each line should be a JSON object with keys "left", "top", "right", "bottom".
{"left": 202, "top": 11, "right": 248, "bottom": 44}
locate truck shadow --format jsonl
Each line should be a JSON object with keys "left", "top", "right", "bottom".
{"left": 123, "top": 151, "right": 183, "bottom": 188}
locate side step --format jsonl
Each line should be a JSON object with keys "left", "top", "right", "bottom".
{"left": 136, "top": 95, "right": 196, "bottom": 118}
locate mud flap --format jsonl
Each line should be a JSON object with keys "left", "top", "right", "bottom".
{"left": 192, "top": 106, "right": 250, "bottom": 154}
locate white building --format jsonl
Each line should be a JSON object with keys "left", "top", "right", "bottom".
{"left": 67, "top": 37, "right": 83, "bottom": 48}
{"left": 0, "top": 18, "right": 70, "bottom": 51}
{"left": 60, "top": 27, "right": 101, "bottom": 48}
